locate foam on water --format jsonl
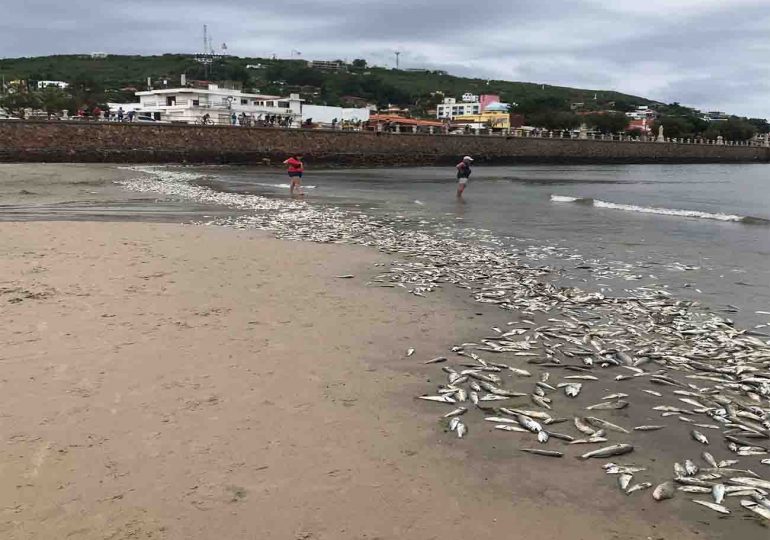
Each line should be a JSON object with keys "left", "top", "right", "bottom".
{"left": 551, "top": 194, "right": 768, "bottom": 224}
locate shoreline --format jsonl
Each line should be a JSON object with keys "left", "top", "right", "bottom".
{"left": 1, "top": 164, "right": 767, "bottom": 539}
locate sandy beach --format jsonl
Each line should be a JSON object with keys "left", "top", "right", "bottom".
{"left": 0, "top": 165, "right": 748, "bottom": 539}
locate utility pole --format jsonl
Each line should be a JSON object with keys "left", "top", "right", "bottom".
{"left": 394, "top": 51, "right": 400, "bottom": 70}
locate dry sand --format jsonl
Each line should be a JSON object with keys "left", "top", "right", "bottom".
{"left": 0, "top": 164, "right": 722, "bottom": 539}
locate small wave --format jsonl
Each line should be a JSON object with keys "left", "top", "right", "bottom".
{"left": 254, "top": 183, "right": 316, "bottom": 189}
{"left": 551, "top": 194, "right": 768, "bottom": 225}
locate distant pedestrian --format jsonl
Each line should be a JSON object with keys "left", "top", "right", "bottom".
{"left": 231, "top": 112, "right": 237, "bottom": 126}
{"left": 127, "top": 110, "right": 135, "bottom": 122}
{"left": 283, "top": 153, "right": 304, "bottom": 196}
{"left": 456, "top": 155, "right": 473, "bottom": 198}
{"left": 117, "top": 107, "right": 124, "bottom": 122}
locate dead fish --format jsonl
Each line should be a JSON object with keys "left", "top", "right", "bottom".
{"left": 531, "top": 394, "right": 552, "bottom": 410}
{"left": 518, "top": 415, "right": 543, "bottom": 433}
{"left": 425, "top": 356, "right": 447, "bottom": 364}
{"left": 642, "top": 389, "right": 663, "bottom": 397}
{"left": 702, "top": 452, "right": 718, "bottom": 468}
{"left": 564, "top": 383, "right": 582, "bottom": 398}
{"left": 691, "top": 499, "right": 730, "bottom": 515}
{"left": 730, "top": 477, "right": 770, "bottom": 490}
{"left": 634, "top": 425, "right": 666, "bottom": 431}
{"left": 417, "top": 394, "right": 456, "bottom": 404}
{"left": 537, "top": 431, "right": 550, "bottom": 444}
{"left": 653, "top": 481, "right": 676, "bottom": 501}
{"left": 520, "top": 448, "right": 563, "bottom": 458}
{"left": 618, "top": 474, "right": 633, "bottom": 490}
{"left": 602, "top": 393, "right": 629, "bottom": 400}
{"left": 495, "top": 424, "right": 527, "bottom": 432}
{"left": 586, "top": 417, "right": 629, "bottom": 434}
{"left": 691, "top": 430, "right": 710, "bottom": 445}
{"left": 678, "top": 486, "right": 712, "bottom": 494}
{"left": 406, "top": 348, "right": 415, "bottom": 357}
{"left": 712, "top": 484, "right": 726, "bottom": 504}
{"left": 485, "top": 416, "right": 518, "bottom": 424}
{"left": 469, "top": 391, "right": 479, "bottom": 405}
{"left": 719, "top": 460, "right": 739, "bottom": 468}
{"left": 626, "top": 482, "right": 652, "bottom": 495}
{"left": 443, "top": 407, "right": 467, "bottom": 418}
{"left": 580, "top": 444, "right": 634, "bottom": 460}
{"left": 565, "top": 375, "right": 598, "bottom": 381}
{"left": 569, "top": 436, "right": 609, "bottom": 445}
{"left": 586, "top": 400, "right": 629, "bottom": 411}
{"left": 741, "top": 500, "right": 770, "bottom": 521}
{"left": 335, "top": 274, "right": 355, "bottom": 279}
{"left": 455, "top": 421, "right": 468, "bottom": 438}
{"left": 449, "top": 417, "right": 461, "bottom": 431}
{"left": 508, "top": 367, "right": 532, "bottom": 377}
{"left": 480, "top": 394, "right": 510, "bottom": 402}
{"left": 685, "top": 460, "right": 699, "bottom": 476}
{"left": 574, "top": 417, "right": 596, "bottom": 435}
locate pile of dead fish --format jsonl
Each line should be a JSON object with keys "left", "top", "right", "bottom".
{"left": 122, "top": 167, "right": 770, "bottom": 524}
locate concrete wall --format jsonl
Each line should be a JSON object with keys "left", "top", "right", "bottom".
{"left": 0, "top": 120, "right": 767, "bottom": 165}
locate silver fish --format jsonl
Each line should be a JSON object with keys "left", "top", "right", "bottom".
{"left": 406, "top": 348, "right": 415, "bottom": 357}
{"left": 586, "top": 400, "right": 629, "bottom": 411}
{"left": 518, "top": 415, "right": 543, "bottom": 433}
{"left": 691, "top": 430, "right": 709, "bottom": 445}
{"left": 602, "top": 393, "right": 629, "bottom": 400}
{"left": 494, "top": 424, "right": 527, "bottom": 432}
{"left": 678, "top": 486, "right": 711, "bottom": 493}
{"left": 740, "top": 500, "right": 770, "bottom": 521}
{"left": 520, "top": 448, "right": 563, "bottom": 458}
{"left": 685, "top": 459, "right": 699, "bottom": 476}
{"left": 537, "top": 431, "right": 550, "bottom": 444}
{"left": 691, "top": 499, "right": 730, "bottom": 515}
{"left": 569, "top": 436, "right": 609, "bottom": 445}
{"left": 586, "top": 417, "right": 629, "bottom": 434}
{"left": 424, "top": 356, "right": 447, "bottom": 364}
{"left": 626, "top": 482, "right": 652, "bottom": 495}
{"left": 418, "top": 394, "right": 456, "bottom": 404}
{"left": 618, "top": 473, "right": 633, "bottom": 490}
{"left": 449, "top": 417, "right": 461, "bottom": 431}
{"left": 443, "top": 407, "right": 467, "bottom": 418}
{"left": 730, "top": 477, "right": 770, "bottom": 490}
{"left": 712, "top": 484, "right": 726, "bottom": 505}
{"left": 574, "top": 417, "right": 596, "bottom": 435}
{"left": 455, "top": 421, "right": 468, "bottom": 438}
{"left": 653, "top": 481, "right": 676, "bottom": 500}
{"left": 642, "top": 389, "right": 663, "bottom": 397}
{"left": 702, "top": 452, "right": 718, "bottom": 468}
{"left": 580, "top": 444, "right": 634, "bottom": 460}
{"left": 634, "top": 425, "right": 666, "bottom": 431}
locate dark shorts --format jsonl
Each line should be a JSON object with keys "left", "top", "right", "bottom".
{"left": 288, "top": 171, "right": 303, "bottom": 178}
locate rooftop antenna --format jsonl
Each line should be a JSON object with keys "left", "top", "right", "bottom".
{"left": 203, "top": 24, "right": 208, "bottom": 55}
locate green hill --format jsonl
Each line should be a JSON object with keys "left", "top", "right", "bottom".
{"left": 0, "top": 53, "right": 656, "bottom": 113}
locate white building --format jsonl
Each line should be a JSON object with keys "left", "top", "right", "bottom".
{"left": 134, "top": 84, "right": 303, "bottom": 125}
{"left": 461, "top": 93, "right": 478, "bottom": 103}
{"left": 436, "top": 98, "right": 481, "bottom": 119}
{"left": 37, "top": 80, "right": 69, "bottom": 90}
{"left": 625, "top": 105, "right": 656, "bottom": 120}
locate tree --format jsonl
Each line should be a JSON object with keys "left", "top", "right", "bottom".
{"left": 351, "top": 59, "right": 367, "bottom": 69}
{"left": 716, "top": 118, "right": 756, "bottom": 141}
{"left": 0, "top": 91, "right": 39, "bottom": 118}
{"left": 527, "top": 111, "right": 581, "bottom": 130}
{"left": 585, "top": 112, "right": 629, "bottom": 134}
{"left": 652, "top": 116, "right": 696, "bottom": 139}
{"left": 38, "top": 86, "right": 73, "bottom": 118}
{"left": 747, "top": 118, "right": 769, "bottom": 134}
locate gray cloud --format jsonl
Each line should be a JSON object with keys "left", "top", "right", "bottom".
{"left": 1, "top": 0, "right": 768, "bottom": 117}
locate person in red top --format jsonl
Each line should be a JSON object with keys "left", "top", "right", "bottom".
{"left": 283, "top": 154, "right": 304, "bottom": 196}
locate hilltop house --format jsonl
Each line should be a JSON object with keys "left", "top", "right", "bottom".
{"left": 134, "top": 84, "right": 303, "bottom": 125}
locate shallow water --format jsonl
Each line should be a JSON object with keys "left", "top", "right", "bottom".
{"left": 190, "top": 164, "right": 770, "bottom": 330}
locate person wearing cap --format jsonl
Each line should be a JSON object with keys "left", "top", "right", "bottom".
{"left": 456, "top": 155, "right": 474, "bottom": 198}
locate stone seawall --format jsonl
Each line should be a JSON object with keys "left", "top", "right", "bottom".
{"left": 1, "top": 120, "right": 767, "bottom": 165}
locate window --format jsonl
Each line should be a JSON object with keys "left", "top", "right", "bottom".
{"left": 166, "top": 96, "right": 176, "bottom": 106}
{"left": 192, "top": 99, "right": 200, "bottom": 106}
{"left": 241, "top": 99, "right": 248, "bottom": 105}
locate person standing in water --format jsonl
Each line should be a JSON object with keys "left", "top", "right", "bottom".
{"left": 283, "top": 153, "right": 305, "bottom": 196}
{"left": 456, "top": 155, "right": 473, "bottom": 198}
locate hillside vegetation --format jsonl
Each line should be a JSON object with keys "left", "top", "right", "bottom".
{"left": 1, "top": 54, "right": 766, "bottom": 140}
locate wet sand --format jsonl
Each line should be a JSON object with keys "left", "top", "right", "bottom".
{"left": 0, "top": 164, "right": 742, "bottom": 539}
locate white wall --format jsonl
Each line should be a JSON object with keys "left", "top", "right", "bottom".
{"left": 302, "top": 104, "right": 370, "bottom": 124}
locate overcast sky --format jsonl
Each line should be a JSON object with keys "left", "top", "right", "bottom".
{"left": 2, "top": 0, "right": 769, "bottom": 117}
